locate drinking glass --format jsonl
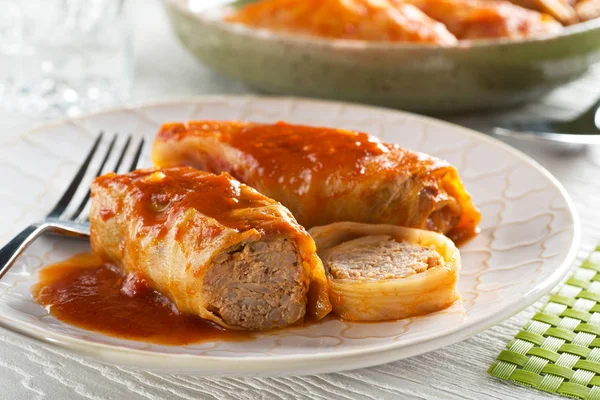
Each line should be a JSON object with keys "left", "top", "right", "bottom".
{"left": 0, "top": 0, "right": 132, "bottom": 117}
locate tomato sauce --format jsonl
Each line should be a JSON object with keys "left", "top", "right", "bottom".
{"left": 31, "top": 253, "right": 252, "bottom": 345}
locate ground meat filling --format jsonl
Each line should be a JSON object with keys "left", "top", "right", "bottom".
{"left": 203, "top": 239, "right": 308, "bottom": 331}
{"left": 324, "top": 235, "right": 443, "bottom": 280}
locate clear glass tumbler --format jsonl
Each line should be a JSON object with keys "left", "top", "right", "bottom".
{"left": 0, "top": 0, "right": 132, "bottom": 117}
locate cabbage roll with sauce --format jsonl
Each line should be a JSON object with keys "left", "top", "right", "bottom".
{"left": 404, "top": 0, "right": 563, "bottom": 39}
{"left": 226, "top": 0, "right": 459, "bottom": 45}
{"left": 152, "top": 121, "right": 481, "bottom": 244}
{"left": 90, "top": 167, "right": 331, "bottom": 331}
{"left": 505, "top": 0, "right": 578, "bottom": 25}
{"left": 575, "top": 0, "right": 600, "bottom": 21}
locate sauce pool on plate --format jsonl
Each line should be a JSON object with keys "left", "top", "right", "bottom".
{"left": 31, "top": 253, "right": 252, "bottom": 345}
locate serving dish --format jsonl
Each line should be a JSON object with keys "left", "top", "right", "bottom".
{"left": 0, "top": 96, "right": 580, "bottom": 376}
{"left": 163, "top": 0, "right": 600, "bottom": 114}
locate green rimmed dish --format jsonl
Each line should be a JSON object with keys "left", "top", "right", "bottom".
{"left": 163, "top": 0, "right": 600, "bottom": 114}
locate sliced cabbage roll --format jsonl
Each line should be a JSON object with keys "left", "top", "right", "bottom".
{"left": 309, "top": 222, "right": 461, "bottom": 321}
{"left": 152, "top": 121, "right": 481, "bottom": 244}
{"left": 90, "top": 167, "right": 331, "bottom": 331}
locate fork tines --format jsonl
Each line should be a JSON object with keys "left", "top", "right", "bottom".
{"left": 48, "top": 133, "right": 147, "bottom": 223}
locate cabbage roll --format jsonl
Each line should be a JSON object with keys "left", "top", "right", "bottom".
{"left": 404, "top": 0, "right": 563, "bottom": 39}
{"left": 90, "top": 167, "right": 331, "bottom": 331}
{"left": 152, "top": 121, "right": 480, "bottom": 243}
{"left": 226, "top": 0, "right": 459, "bottom": 45}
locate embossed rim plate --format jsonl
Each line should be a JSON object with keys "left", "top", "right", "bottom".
{"left": 0, "top": 96, "right": 580, "bottom": 377}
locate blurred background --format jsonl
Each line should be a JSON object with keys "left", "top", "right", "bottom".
{"left": 0, "top": 0, "right": 247, "bottom": 129}
{"left": 1, "top": 0, "right": 599, "bottom": 137}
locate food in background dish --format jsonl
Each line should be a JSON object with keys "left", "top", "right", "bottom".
{"left": 152, "top": 121, "right": 481, "bottom": 244}
{"left": 226, "top": 0, "right": 459, "bottom": 45}
{"left": 89, "top": 167, "right": 331, "bottom": 331}
{"left": 575, "top": 0, "right": 600, "bottom": 21}
{"left": 404, "top": 0, "right": 563, "bottom": 39}
{"left": 508, "top": 0, "right": 600, "bottom": 24}
{"left": 227, "top": 0, "right": 565, "bottom": 43}
{"left": 506, "top": 0, "right": 578, "bottom": 24}
{"left": 309, "top": 222, "right": 461, "bottom": 321}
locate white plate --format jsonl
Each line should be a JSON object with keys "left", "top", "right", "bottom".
{"left": 0, "top": 96, "right": 580, "bottom": 377}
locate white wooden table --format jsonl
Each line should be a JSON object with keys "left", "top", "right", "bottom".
{"left": 1, "top": 1, "right": 599, "bottom": 398}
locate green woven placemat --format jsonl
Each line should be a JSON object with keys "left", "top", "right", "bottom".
{"left": 489, "top": 245, "right": 600, "bottom": 399}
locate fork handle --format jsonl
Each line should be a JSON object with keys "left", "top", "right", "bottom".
{"left": 0, "top": 221, "right": 91, "bottom": 280}
{"left": 0, "top": 223, "right": 47, "bottom": 280}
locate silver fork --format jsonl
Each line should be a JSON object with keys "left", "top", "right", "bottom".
{"left": 0, "top": 132, "right": 146, "bottom": 280}
{"left": 494, "top": 98, "right": 600, "bottom": 145}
